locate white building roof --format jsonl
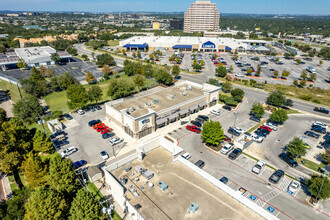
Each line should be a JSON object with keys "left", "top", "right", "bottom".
{"left": 14, "top": 46, "right": 56, "bottom": 65}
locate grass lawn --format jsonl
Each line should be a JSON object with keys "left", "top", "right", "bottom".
{"left": 44, "top": 91, "right": 70, "bottom": 113}
{"left": 111, "top": 211, "right": 122, "bottom": 220}
{"left": 7, "top": 174, "right": 15, "bottom": 182}
{"left": 108, "top": 40, "right": 119, "bottom": 46}
{"left": 285, "top": 109, "right": 300, "bottom": 114}
{"left": 296, "top": 158, "right": 325, "bottom": 173}
{"left": 10, "top": 183, "right": 18, "bottom": 191}
{"left": 27, "top": 121, "right": 52, "bottom": 136}
{"left": 246, "top": 119, "right": 267, "bottom": 133}
{"left": 87, "top": 181, "right": 104, "bottom": 200}
{"left": 0, "top": 79, "right": 26, "bottom": 103}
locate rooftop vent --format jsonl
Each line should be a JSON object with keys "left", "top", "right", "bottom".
{"left": 187, "top": 85, "right": 192, "bottom": 90}
{"left": 129, "top": 107, "right": 135, "bottom": 113}
{"left": 169, "top": 94, "right": 176, "bottom": 99}
{"left": 152, "top": 98, "right": 159, "bottom": 104}
{"left": 146, "top": 102, "right": 151, "bottom": 107}
{"left": 182, "top": 86, "right": 186, "bottom": 91}
{"left": 138, "top": 105, "right": 142, "bottom": 109}
{"left": 182, "top": 91, "right": 187, "bottom": 96}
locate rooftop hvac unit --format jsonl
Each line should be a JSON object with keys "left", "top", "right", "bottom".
{"left": 138, "top": 105, "right": 142, "bottom": 109}
{"left": 169, "top": 94, "right": 175, "bottom": 99}
{"left": 182, "top": 91, "right": 187, "bottom": 96}
{"left": 182, "top": 86, "right": 186, "bottom": 91}
{"left": 146, "top": 102, "right": 151, "bottom": 107}
{"left": 129, "top": 107, "right": 135, "bottom": 113}
{"left": 187, "top": 85, "right": 192, "bottom": 90}
{"left": 152, "top": 98, "right": 159, "bottom": 104}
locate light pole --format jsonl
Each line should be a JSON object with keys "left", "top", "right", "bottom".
{"left": 232, "top": 112, "right": 239, "bottom": 139}
{"left": 316, "top": 174, "right": 327, "bottom": 201}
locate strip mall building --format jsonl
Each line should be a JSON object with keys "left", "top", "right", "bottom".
{"left": 119, "top": 36, "right": 270, "bottom": 53}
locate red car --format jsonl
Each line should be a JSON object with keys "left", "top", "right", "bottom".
{"left": 97, "top": 125, "right": 107, "bottom": 132}
{"left": 101, "top": 128, "right": 112, "bottom": 135}
{"left": 93, "top": 123, "right": 103, "bottom": 129}
{"left": 260, "top": 125, "right": 272, "bottom": 132}
{"left": 186, "top": 125, "right": 201, "bottom": 133}
{"left": 224, "top": 135, "right": 232, "bottom": 142}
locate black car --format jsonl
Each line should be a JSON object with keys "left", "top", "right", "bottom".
{"left": 269, "top": 170, "right": 285, "bottom": 184}
{"left": 95, "top": 105, "right": 102, "bottom": 110}
{"left": 311, "top": 126, "right": 326, "bottom": 134}
{"left": 250, "top": 115, "right": 261, "bottom": 122}
{"left": 63, "top": 113, "right": 73, "bottom": 120}
{"left": 314, "top": 107, "right": 329, "bottom": 114}
{"left": 269, "top": 68, "right": 275, "bottom": 71}
{"left": 304, "top": 131, "right": 320, "bottom": 139}
{"left": 228, "top": 148, "right": 243, "bottom": 160}
{"left": 219, "top": 177, "right": 229, "bottom": 184}
{"left": 198, "top": 115, "right": 209, "bottom": 121}
{"left": 257, "top": 128, "right": 270, "bottom": 135}
{"left": 195, "top": 117, "right": 205, "bottom": 124}
{"left": 255, "top": 130, "right": 268, "bottom": 137}
{"left": 278, "top": 153, "right": 298, "bottom": 167}
{"left": 191, "top": 120, "right": 202, "bottom": 127}
{"left": 222, "top": 105, "right": 232, "bottom": 111}
{"left": 88, "top": 119, "right": 101, "bottom": 127}
{"left": 228, "top": 127, "right": 240, "bottom": 136}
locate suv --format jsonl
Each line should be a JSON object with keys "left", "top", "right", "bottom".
{"left": 250, "top": 115, "right": 261, "bottom": 122}
{"left": 269, "top": 170, "right": 285, "bottom": 184}
{"left": 60, "top": 146, "right": 78, "bottom": 158}
{"left": 191, "top": 120, "right": 202, "bottom": 127}
{"left": 198, "top": 115, "right": 209, "bottom": 121}
{"left": 88, "top": 119, "right": 101, "bottom": 127}
{"left": 279, "top": 153, "right": 298, "bottom": 167}
{"left": 228, "top": 127, "right": 240, "bottom": 136}
{"left": 252, "top": 160, "right": 266, "bottom": 174}
{"left": 311, "top": 126, "right": 326, "bottom": 134}
{"left": 222, "top": 105, "right": 232, "bottom": 111}
{"left": 228, "top": 148, "right": 242, "bottom": 160}
{"left": 304, "top": 131, "right": 320, "bottom": 139}
{"left": 220, "top": 143, "right": 234, "bottom": 155}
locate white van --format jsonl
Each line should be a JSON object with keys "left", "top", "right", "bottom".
{"left": 306, "top": 66, "right": 316, "bottom": 73}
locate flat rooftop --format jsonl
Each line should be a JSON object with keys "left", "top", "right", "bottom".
{"left": 111, "top": 147, "right": 262, "bottom": 220}
{"left": 15, "top": 46, "right": 56, "bottom": 63}
{"left": 113, "top": 84, "right": 205, "bottom": 118}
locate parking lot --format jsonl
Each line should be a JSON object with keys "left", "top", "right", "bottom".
{"left": 0, "top": 57, "right": 102, "bottom": 83}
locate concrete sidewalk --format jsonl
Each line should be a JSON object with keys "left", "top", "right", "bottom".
{"left": 0, "top": 174, "right": 12, "bottom": 201}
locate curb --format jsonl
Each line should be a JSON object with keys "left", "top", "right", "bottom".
{"left": 0, "top": 176, "right": 7, "bottom": 201}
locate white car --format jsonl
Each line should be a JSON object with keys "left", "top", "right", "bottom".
{"left": 251, "top": 133, "right": 264, "bottom": 143}
{"left": 99, "top": 150, "right": 109, "bottom": 160}
{"left": 233, "top": 127, "right": 244, "bottom": 134}
{"left": 252, "top": 160, "right": 266, "bottom": 174}
{"left": 60, "top": 146, "right": 78, "bottom": 158}
{"left": 109, "top": 137, "right": 123, "bottom": 146}
{"left": 220, "top": 143, "right": 234, "bottom": 155}
{"left": 181, "top": 153, "right": 191, "bottom": 160}
{"left": 210, "top": 109, "right": 221, "bottom": 116}
{"left": 313, "top": 121, "right": 328, "bottom": 129}
{"left": 235, "top": 73, "right": 245, "bottom": 77}
{"left": 77, "top": 109, "right": 85, "bottom": 115}
{"left": 264, "top": 122, "right": 278, "bottom": 131}
{"left": 288, "top": 180, "right": 300, "bottom": 193}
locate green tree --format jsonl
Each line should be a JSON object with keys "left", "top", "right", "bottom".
{"left": 300, "top": 80, "right": 306, "bottom": 87}
{"left": 137, "top": 50, "right": 141, "bottom": 58}
{"left": 295, "top": 59, "right": 301, "bottom": 64}
{"left": 96, "top": 54, "right": 115, "bottom": 67}
{"left": 25, "top": 188, "right": 67, "bottom": 220}
{"left": 319, "top": 60, "right": 323, "bottom": 65}
{"left": 293, "top": 79, "right": 299, "bottom": 86}
{"left": 231, "top": 88, "right": 244, "bottom": 102}
{"left": 51, "top": 53, "right": 61, "bottom": 64}
{"left": 132, "top": 51, "right": 136, "bottom": 57}
{"left": 123, "top": 60, "right": 135, "bottom": 76}
{"left": 172, "top": 65, "right": 180, "bottom": 78}
{"left": 91, "top": 52, "right": 95, "bottom": 60}
{"left": 246, "top": 68, "right": 252, "bottom": 74}
{"left": 281, "top": 70, "right": 290, "bottom": 77}
{"left": 133, "top": 74, "right": 146, "bottom": 90}
{"left": 222, "top": 81, "right": 232, "bottom": 92}
{"left": 267, "top": 90, "right": 286, "bottom": 107}
{"left": 270, "top": 109, "right": 288, "bottom": 123}
{"left": 121, "top": 49, "right": 126, "bottom": 55}
{"left": 66, "top": 47, "right": 78, "bottom": 56}
{"left": 81, "top": 54, "right": 88, "bottom": 61}
{"left": 69, "top": 188, "right": 104, "bottom": 220}
{"left": 154, "top": 69, "right": 173, "bottom": 85}
{"left": 273, "top": 70, "right": 279, "bottom": 78}
{"left": 47, "top": 154, "right": 78, "bottom": 194}
{"left": 307, "top": 175, "right": 330, "bottom": 200}
{"left": 13, "top": 95, "right": 43, "bottom": 123}
{"left": 1, "top": 187, "right": 30, "bottom": 220}
{"left": 88, "top": 85, "right": 103, "bottom": 103}
{"left": 206, "top": 78, "right": 220, "bottom": 87}
{"left": 212, "top": 53, "right": 218, "bottom": 59}
{"left": 200, "top": 60, "right": 205, "bottom": 66}
{"left": 318, "top": 47, "right": 330, "bottom": 59}
{"left": 16, "top": 59, "right": 27, "bottom": 69}
{"left": 21, "top": 153, "right": 48, "bottom": 187}
{"left": 107, "top": 78, "right": 135, "bottom": 99}
{"left": 85, "top": 72, "right": 96, "bottom": 84}
{"left": 286, "top": 137, "right": 306, "bottom": 158}
{"left": 255, "top": 64, "right": 261, "bottom": 76}
{"left": 250, "top": 103, "right": 265, "bottom": 118}
{"left": 66, "top": 84, "right": 89, "bottom": 109}
{"left": 216, "top": 66, "right": 227, "bottom": 77}
{"left": 20, "top": 67, "right": 48, "bottom": 97}
{"left": 32, "top": 130, "right": 53, "bottom": 153}
{"left": 0, "top": 108, "right": 7, "bottom": 125}
{"left": 149, "top": 54, "right": 154, "bottom": 60}
{"left": 300, "top": 70, "right": 308, "bottom": 80}
{"left": 309, "top": 72, "right": 317, "bottom": 81}
{"left": 202, "top": 120, "right": 225, "bottom": 146}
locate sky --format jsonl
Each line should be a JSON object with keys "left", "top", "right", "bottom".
{"left": 0, "top": 0, "right": 329, "bottom": 15}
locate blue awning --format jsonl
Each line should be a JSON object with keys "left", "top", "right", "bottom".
{"left": 123, "top": 43, "right": 148, "bottom": 49}
{"left": 225, "top": 46, "right": 232, "bottom": 50}
{"left": 172, "top": 45, "right": 192, "bottom": 49}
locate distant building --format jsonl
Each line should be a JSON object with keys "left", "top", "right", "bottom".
{"left": 6, "top": 14, "right": 19, "bottom": 17}
{"left": 184, "top": 1, "right": 220, "bottom": 33}
{"left": 170, "top": 18, "right": 184, "bottom": 30}
{"left": 152, "top": 22, "right": 160, "bottom": 30}
{"left": 108, "top": 14, "right": 115, "bottom": 20}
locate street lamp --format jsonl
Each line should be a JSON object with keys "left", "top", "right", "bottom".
{"left": 232, "top": 112, "right": 239, "bottom": 138}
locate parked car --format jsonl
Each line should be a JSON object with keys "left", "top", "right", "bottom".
{"left": 89, "top": 106, "right": 96, "bottom": 112}
{"left": 250, "top": 115, "right": 261, "bottom": 122}
{"left": 109, "top": 137, "right": 123, "bottom": 146}
{"left": 220, "top": 143, "right": 234, "bottom": 155}
{"left": 181, "top": 153, "right": 191, "bottom": 160}
{"left": 191, "top": 120, "right": 202, "bottom": 127}
{"left": 93, "top": 123, "right": 102, "bottom": 129}
{"left": 195, "top": 117, "right": 205, "bottom": 124}
{"left": 88, "top": 119, "right": 101, "bottom": 127}
{"left": 288, "top": 180, "right": 300, "bottom": 193}
{"left": 251, "top": 133, "right": 264, "bottom": 143}
{"left": 198, "top": 115, "right": 209, "bottom": 121}
{"left": 279, "top": 153, "right": 298, "bottom": 167}
{"left": 224, "top": 135, "right": 232, "bottom": 142}
{"left": 97, "top": 125, "right": 107, "bottom": 132}
{"left": 228, "top": 148, "right": 242, "bottom": 160}
{"left": 194, "top": 160, "right": 205, "bottom": 169}
{"left": 228, "top": 127, "right": 240, "bottom": 136}
{"left": 257, "top": 128, "right": 270, "bottom": 135}
{"left": 219, "top": 177, "right": 229, "bottom": 184}
{"left": 210, "top": 109, "right": 221, "bottom": 116}
{"left": 269, "top": 170, "right": 285, "bottom": 184}
{"left": 99, "top": 150, "right": 109, "bottom": 160}
{"left": 73, "top": 160, "right": 87, "bottom": 169}
{"left": 101, "top": 128, "right": 112, "bottom": 135}
{"left": 77, "top": 109, "right": 85, "bottom": 115}
{"left": 95, "top": 105, "right": 102, "bottom": 110}
{"left": 260, "top": 125, "right": 272, "bottom": 132}
{"left": 60, "top": 146, "right": 78, "bottom": 158}
{"left": 63, "top": 113, "right": 73, "bottom": 120}
{"left": 255, "top": 130, "right": 268, "bottom": 137}
{"left": 102, "top": 132, "right": 113, "bottom": 139}
{"left": 311, "top": 126, "right": 326, "bottom": 134}
{"left": 313, "top": 107, "right": 329, "bottom": 114}
{"left": 186, "top": 125, "right": 201, "bottom": 133}
{"left": 232, "top": 127, "right": 244, "bottom": 134}
{"left": 312, "top": 121, "right": 328, "bottom": 129}
{"left": 264, "top": 122, "right": 278, "bottom": 131}
{"left": 222, "top": 105, "right": 232, "bottom": 111}
{"left": 304, "top": 131, "right": 320, "bottom": 139}
{"left": 252, "top": 160, "right": 266, "bottom": 174}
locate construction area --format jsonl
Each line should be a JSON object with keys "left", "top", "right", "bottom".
{"left": 110, "top": 147, "right": 262, "bottom": 220}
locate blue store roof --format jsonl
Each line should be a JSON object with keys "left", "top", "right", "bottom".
{"left": 123, "top": 43, "right": 148, "bottom": 48}
{"left": 172, "top": 44, "right": 192, "bottom": 49}
{"left": 225, "top": 46, "right": 232, "bottom": 50}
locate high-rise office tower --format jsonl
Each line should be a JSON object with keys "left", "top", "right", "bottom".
{"left": 184, "top": 1, "right": 220, "bottom": 33}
